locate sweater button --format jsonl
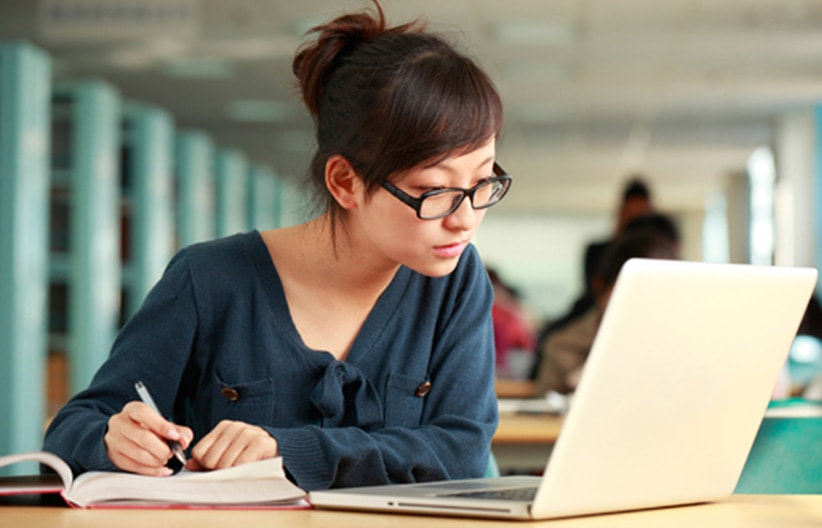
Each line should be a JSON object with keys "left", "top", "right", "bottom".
{"left": 415, "top": 381, "right": 432, "bottom": 397}
{"left": 221, "top": 387, "right": 240, "bottom": 401}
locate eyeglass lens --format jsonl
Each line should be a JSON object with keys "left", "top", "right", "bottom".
{"left": 419, "top": 178, "right": 508, "bottom": 219}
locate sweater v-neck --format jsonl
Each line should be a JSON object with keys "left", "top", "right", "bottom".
{"left": 245, "top": 230, "right": 413, "bottom": 366}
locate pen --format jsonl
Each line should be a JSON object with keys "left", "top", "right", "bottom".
{"left": 134, "top": 380, "right": 187, "bottom": 466}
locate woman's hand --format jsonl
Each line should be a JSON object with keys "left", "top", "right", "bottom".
{"left": 185, "top": 420, "right": 278, "bottom": 471}
{"left": 105, "top": 401, "right": 194, "bottom": 476}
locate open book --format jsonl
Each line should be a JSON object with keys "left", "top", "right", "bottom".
{"left": 0, "top": 451, "right": 308, "bottom": 509}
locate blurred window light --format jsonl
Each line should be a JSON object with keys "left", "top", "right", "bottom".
{"left": 791, "top": 335, "right": 822, "bottom": 364}
{"left": 747, "top": 146, "right": 776, "bottom": 266}
{"left": 702, "top": 190, "right": 730, "bottom": 263}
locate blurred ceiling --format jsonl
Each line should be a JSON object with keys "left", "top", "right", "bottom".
{"left": 3, "top": 0, "right": 822, "bottom": 215}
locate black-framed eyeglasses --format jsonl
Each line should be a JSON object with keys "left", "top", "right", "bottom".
{"left": 380, "top": 163, "right": 512, "bottom": 220}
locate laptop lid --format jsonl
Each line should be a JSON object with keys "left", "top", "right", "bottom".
{"left": 310, "top": 259, "right": 817, "bottom": 520}
{"left": 530, "top": 258, "right": 816, "bottom": 518}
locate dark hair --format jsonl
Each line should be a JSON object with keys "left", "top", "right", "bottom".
{"left": 596, "top": 226, "right": 680, "bottom": 288}
{"left": 622, "top": 176, "right": 652, "bottom": 202}
{"left": 624, "top": 213, "right": 680, "bottom": 242}
{"left": 292, "top": 0, "right": 503, "bottom": 227}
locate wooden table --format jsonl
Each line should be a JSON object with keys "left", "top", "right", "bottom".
{"left": 494, "top": 413, "right": 563, "bottom": 445}
{"left": 495, "top": 379, "right": 538, "bottom": 399}
{"left": 1, "top": 494, "right": 820, "bottom": 527}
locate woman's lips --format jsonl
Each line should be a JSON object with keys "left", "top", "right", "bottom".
{"left": 434, "top": 241, "right": 466, "bottom": 258}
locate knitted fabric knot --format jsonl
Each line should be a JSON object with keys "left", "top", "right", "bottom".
{"left": 310, "top": 361, "right": 382, "bottom": 428}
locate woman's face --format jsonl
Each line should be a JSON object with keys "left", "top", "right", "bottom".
{"left": 350, "top": 139, "right": 497, "bottom": 277}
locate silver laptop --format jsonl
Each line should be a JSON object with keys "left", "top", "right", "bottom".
{"left": 310, "top": 259, "right": 817, "bottom": 520}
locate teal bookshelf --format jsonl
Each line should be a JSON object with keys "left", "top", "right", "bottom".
{"left": 175, "top": 130, "right": 215, "bottom": 247}
{"left": 49, "top": 80, "right": 122, "bottom": 405}
{"left": 120, "top": 103, "right": 175, "bottom": 322}
{"left": 0, "top": 42, "right": 51, "bottom": 470}
{"left": 214, "top": 147, "right": 249, "bottom": 237}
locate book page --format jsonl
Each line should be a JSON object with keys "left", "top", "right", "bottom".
{"left": 0, "top": 451, "right": 74, "bottom": 493}
{"left": 68, "top": 457, "right": 305, "bottom": 507}
{"left": 173, "top": 457, "right": 285, "bottom": 481}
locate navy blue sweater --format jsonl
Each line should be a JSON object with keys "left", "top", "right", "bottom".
{"left": 43, "top": 231, "right": 498, "bottom": 490}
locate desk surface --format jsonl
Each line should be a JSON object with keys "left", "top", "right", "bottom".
{"left": 495, "top": 379, "right": 538, "bottom": 399}
{"left": 493, "top": 413, "right": 563, "bottom": 444}
{"left": 1, "top": 495, "right": 820, "bottom": 527}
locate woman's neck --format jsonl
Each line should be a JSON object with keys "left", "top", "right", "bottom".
{"left": 267, "top": 215, "right": 400, "bottom": 301}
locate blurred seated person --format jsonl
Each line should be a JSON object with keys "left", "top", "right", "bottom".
{"left": 797, "top": 294, "right": 822, "bottom": 341}
{"left": 534, "top": 216, "right": 680, "bottom": 394}
{"left": 531, "top": 212, "right": 681, "bottom": 374}
{"left": 569, "top": 178, "right": 655, "bottom": 324}
{"left": 487, "top": 267, "right": 536, "bottom": 379}
{"left": 587, "top": 177, "right": 654, "bottom": 284}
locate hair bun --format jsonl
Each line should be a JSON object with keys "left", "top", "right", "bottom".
{"left": 293, "top": 1, "right": 419, "bottom": 116}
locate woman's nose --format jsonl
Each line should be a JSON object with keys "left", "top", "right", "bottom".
{"left": 442, "top": 195, "right": 480, "bottom": 230}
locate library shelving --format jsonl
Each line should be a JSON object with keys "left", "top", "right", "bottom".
{"left": 119, "top": 103, "right": 175, "bottom": 323}
{"left": 48, "top": 80, "right": 122, "bottom": 414}
{"left": 175, "top": 130, "right": 216, "bottom": 247}
{"left": 0, "top": 42, "right": 51, "bottom": 467}
{"left": 214, "top": 147, "right": 249, "bottom": 237}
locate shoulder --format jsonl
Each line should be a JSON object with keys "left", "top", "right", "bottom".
{"left": 417, "top": 243, "right": 493, "bottom": 314}
{"left": 182, "top": 231, "right": 261, "bottom": 262}
{"left": 167, "top": 231, "right": 266, "bottom": 298}
{"left": 431, "top": 243, "right": 490, "bottom": 296}
{"left": 176, "top": 231, "right": 263, "bottom": 276}
{"left": 450, "top": 243, "right": 487, "bottom": 284}
{"left": 457, "top": 243, "right": 484, "bottom": 273}
{"left": 548, "top": 307, "right": 598, "bottom": 348}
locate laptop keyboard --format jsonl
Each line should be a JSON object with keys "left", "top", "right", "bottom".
{"left": 439, "top": 486, "right": 539, "bottom": 502}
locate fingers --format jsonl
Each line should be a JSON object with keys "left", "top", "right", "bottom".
{"left": 191, "top": 420, "right": 245, "bottom": 469}
{"left": 105, "top": 407, "right": 172, "bottom": 476}
{"left": 107, "top": 441, "right": 174, "bottom": 476}
{"left": 104, "top": 401, "right": 193, "bottom": 476}
{"left": 190, "top": 420, "right": 278, "bottom": 470}
{"left": 107, "top": 411, "right": 278, "bottom": 474}
{"left": 123, "top": 401, "right": 181, "bottom": 444}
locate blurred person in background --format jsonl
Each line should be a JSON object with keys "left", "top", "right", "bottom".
{"left": 534, "top": 214, "right": 680, "bottom": 395}
{"left": 487, "top": 267, "right": 536, "bottom": 379}
{"left": 584, "top": 177, "right": 655, "bottom": 290}
{"left": 562, "top": 177, "right": 655, "bottom": 327}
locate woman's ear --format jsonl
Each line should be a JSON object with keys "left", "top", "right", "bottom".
{"left": 325, "top": 155, "right": 363, "bottom": 211}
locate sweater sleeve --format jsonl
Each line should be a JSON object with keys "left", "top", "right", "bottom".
{"left": 42, "top": 250, "right": 199, "bottom": 475}
{"left": 270, "top": 247, "right": 498, "bottom": 490}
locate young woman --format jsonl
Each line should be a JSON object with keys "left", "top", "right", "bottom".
{"left": 43, "top": 1, "right": 510, "bottom": 491}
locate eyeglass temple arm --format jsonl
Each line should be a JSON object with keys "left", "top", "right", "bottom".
{"left": 382, "top": 181, "right": 421, "bottom": 209}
